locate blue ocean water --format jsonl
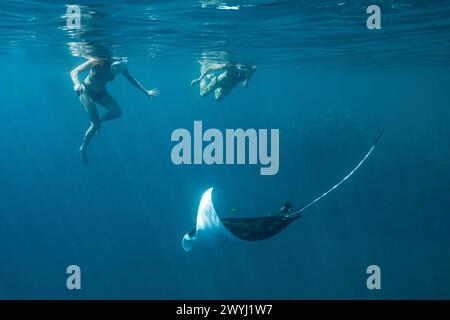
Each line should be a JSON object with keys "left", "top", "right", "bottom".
{"left": 0, "top": 0, "right": 450, "bottom": 299}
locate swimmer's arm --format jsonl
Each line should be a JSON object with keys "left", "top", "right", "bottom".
{"left": 123, "top": 70, "right": 159, "bottom": 98}
{"left": 122, "top": 70, "right": 147, "bottom": 93}
{"left": 70, "top": 58, "right": 97, "bottom": 87}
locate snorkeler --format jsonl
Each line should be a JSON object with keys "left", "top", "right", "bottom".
{"left": 191, "top": 63, "right": 256, "bottom": 101}
{"left": 70, "top": 57, "right": 160, "bottom": 163}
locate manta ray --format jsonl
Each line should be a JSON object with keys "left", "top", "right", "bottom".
{"left": 182, "top": 131, "right": 383, "bottom": 251}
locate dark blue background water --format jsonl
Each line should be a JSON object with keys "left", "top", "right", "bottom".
{"left": 0, "top": 0, "right": 450, "bottom": 299}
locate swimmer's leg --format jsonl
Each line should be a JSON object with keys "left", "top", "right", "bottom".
{"left": 200, "top": 75, "right": 218, "bottom": 97}
{"left": 79, "top": 93, "right": 101, "bottom": 163}
{"left": 96, "top": 91, "right": 122, "bottom": 123}
{"left": 200, "top": 74, "right": 214, "bottom": 93}
{"left": 214, "top": 86, "right": 232, "bottom": 102}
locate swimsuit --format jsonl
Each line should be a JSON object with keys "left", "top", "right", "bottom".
{"left": 81, "top": 62, "right": 115, "bottom": 100}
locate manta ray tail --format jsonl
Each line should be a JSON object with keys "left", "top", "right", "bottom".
{"left": 289, "top": 130, "right": 383, "bottom": 218}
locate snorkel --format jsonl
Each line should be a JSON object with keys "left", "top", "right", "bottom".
{"left": 111, "top": 56, "right": 128, "bottom": 75}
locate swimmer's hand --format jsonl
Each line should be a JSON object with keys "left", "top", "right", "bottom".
{"left": 191, "top": 79, "right": 200, "bottom": 87}
{"left": 146, "top": 88, "right": 160, "bottom": 98}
